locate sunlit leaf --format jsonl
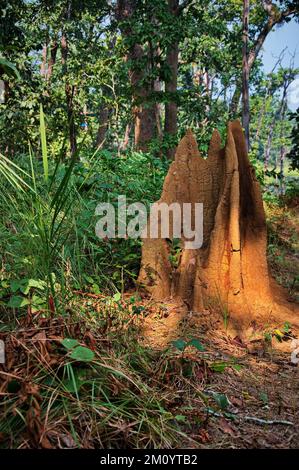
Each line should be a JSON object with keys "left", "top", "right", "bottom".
{"left": 70, "top": 346, "right": 95, "bottom": 362}
{"left": 61, "top": 338, "right": 80, "bottom": 350}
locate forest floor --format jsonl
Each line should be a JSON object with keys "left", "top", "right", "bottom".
{"left": 138, "top": 200, "right": 299, "bottom": 448}
{"left": 140, "top": 298, "right": 299, "bottom": 449}
{"left": 2, "top": 295, "right": 298, "bottom": 449}
{"left": 0, "top": 201, "right": 298, "bottom": 449}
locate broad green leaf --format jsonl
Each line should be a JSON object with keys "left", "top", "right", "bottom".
{"left": 231, "top": 364, "right": 242, "bottom": 372}
{"left": 11, "top": 278, "right": 46, "bottom": 295}
{"left": 7, "top": 296, "right": 30, "bottom": 308}
{"left": 260, "top": 392, "right": 268, "bottom": 404}
{"left": 210, "top": 362, "right": 227, "bottom": 372}
{"left": 61, "top": 338, "right": 80, "bottom": 350}
{"left": 213, "top": 393, "right": 229, "bottom": 410}
{"left": 188, "top": 338, "right": 205, "bottom": 351}
{"left": 0, "top": 57, "right": 20, "bottom": 79}
{"left": 172, "top": 339, "right": 186, "bottom": 351}
{"left": 174, "top": 414, "right": 187, "bottom": 423}
{"left": 70, "top": 346, "right": 95, "bottom": 362}
{"left": 113, "top": 292, "right": 121, "bottom": 302}
{"left": 10, "top": 280, "right": 23, "bottom": 293}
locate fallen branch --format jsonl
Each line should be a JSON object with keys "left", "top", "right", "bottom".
{"left": 243, "top": 416, "right": 294, "bottom": 426}
{"left": 206, "top": 408, "right": 294, "bottom": 426}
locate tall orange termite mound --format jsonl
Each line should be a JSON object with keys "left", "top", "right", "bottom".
{"left": 138, "top": 120, "right": 299, "bottom": 335}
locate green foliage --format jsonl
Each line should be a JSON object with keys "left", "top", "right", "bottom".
{"left": 0, "top": 111, "right": 169, "bottom": 311}
{"left": 0, "top": 57, "right": 20, "bottom": 79}
{"left": 287, "top": 107, "right": 299, "bottom": 170}
{"left": 172, "top": 337, "right": 205, "bottom": 352}
{"left": 0, "top": 0, "right": 299, "bottom": 452}
{"left": 213, "top": 393, "right": 229, "bottom": 410}
{"left": 1, "top": 0, "right": 297, "bottom": 159}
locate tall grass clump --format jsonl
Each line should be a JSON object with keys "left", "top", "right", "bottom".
{"left": 0, "top": 106, "right": 169, "bottom": 315}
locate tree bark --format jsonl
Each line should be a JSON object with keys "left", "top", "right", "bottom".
{"left": 40, "top": 43, "right": 47, "bottom": 77}
{"left": 229, "top": 86, "right": 242, "bottom": 116}
{"left": 116, "top": 0, "right": 156, "bottom": 151}
{"left": 61, "top": 31, "right": 77, "bottom": 157}
{"left": 264, "top": 72, "right": 293, "bottom": 175}
{"left": 242, "top": 0, "right": 250, "bottom": 151}
{"left": 254, "top": 50, "right": 285, "bottom": 145}
{"left": 96, "top": 106, "right": 109, "bottom": 148}
{"left": 131, "top": 43, "right": 156, "bottom": 151}
{"left": 165, "top": 42, "right": 179, "bottom": 159}
{"left": 231, "top": 1, "right": 296, "bottom": 120}
{"left": 279, "top": 99, "right": 287, "bottom": 195}
{"left": 264, "top": 116, "right": 275, "bottom": 173}
{"left": 164, "top": 0, "right": 179, "bottom": 159}
{"left": 47, "top": 40, "right": 58, "bottom": 82}
{"left": 119, "top": 122, "right": 132, "bottom": 151}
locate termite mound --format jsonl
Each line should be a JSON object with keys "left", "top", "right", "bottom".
{"left": 138, "top": 121, "right": 299, "bottom": 337}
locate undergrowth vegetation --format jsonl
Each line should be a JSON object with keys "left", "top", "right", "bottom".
{"left": 0, "top": 112, "right": 298, "bottom": 449}
{"left": 0, "top": 108, "right": 169, "bottom": 304}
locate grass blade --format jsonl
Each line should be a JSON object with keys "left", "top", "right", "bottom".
{"left": 40, "top": 104, "right": 49, "bottom": 183}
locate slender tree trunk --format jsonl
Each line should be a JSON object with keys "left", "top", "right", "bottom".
{"left": 242, "top": 0, "right": 250, "bottom": 151}
{"left": 164, "top": 42, "right": 179, "bottom": 158}
{"left": 47, "top": 40, "right": 58, "bottom": 82}
{"left": 254, "top": 101, "right": 266, "bottom": 144}
{"left": 279, "top": 100, "right": 287, "bottom": 195}
{"left": 116, "top": 0, "right": 156, "bottom": 152}
{"left": 164, "top": 0, "right": 179, "bottom": 159}
{"left": 254, "top": 50, "right": 286, "bottom": 146}
{"left": 229, "top": 86, "right": 242, "bottom": 116}
{"left": 264, "top": 117, "right": 275, "bottom": 173}
{"left": 203, "top": 69, "right": 211, "bottom": 113}
{"left": 230, "top": 2, "right": 291, "bottom": 120}
{"left": 154, "top": 67, "right": 163, "bottom": 143}
{"left": 119, "top": 122, "right": 132, "bottom": 152}
{"left": 131, "top": 43, "right": 156, "bottom": 151}
{"left": 61, "top": 30, "right": 77, "bottom": 157}
{"left": 96, "top": 106, "right": 109, "bottom": 148}
{"left": 41, "top": 43, "right": 47, "bottom": 77}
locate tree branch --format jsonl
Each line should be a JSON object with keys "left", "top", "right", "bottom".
{"left": 248, "top": 2, "right": 297, "bottom": 70}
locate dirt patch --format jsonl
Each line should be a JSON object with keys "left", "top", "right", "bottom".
{"left": 139, "top": 299, "right": 299, "bottom": 448}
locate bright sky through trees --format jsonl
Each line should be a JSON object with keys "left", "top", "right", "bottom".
{"left": 263, "top": 18, "right": 299, "bottom": 110}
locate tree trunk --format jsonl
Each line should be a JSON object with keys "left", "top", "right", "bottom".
{"left": 264, "top": 117, "right": 275, "bottom": 173}
{"left": 164, "top": 0, "right": 179, "bottom": 159}
{"left": 264, "top": 75, "right": 291, "bottom": 175}
{"left": 264, "top": 114, "right": 277, "bottom": 173}
{"left": 119, "top": 123, "right": 132, "bottom": 152}
{"left": 61, "top": 31, "right": 77, "bottom": 157}
{"left": 242, "top": 0, "right": 250, "bottom": 151}
{"left": 279, "top": 100, "right": 287, "bottom": 195}
{"left": 95, "top": 106, "right": 109, "bottom": 148}
{"left": 116, "top": 0, "right": 156, "bottom": 152}
{"left": 131, "top": 44, "right": 156, "bottom": 151}
{"left": 41, "top": 43, "right": 47, "bottom": 77}
{"left": 229, "top": 85, "right": 242, "bottom": 116}
{"left": 231, "top": 2, "right": 293, "bottom": 121}
{"left": 47, "top": 40, "right": 58, "bottom": 82}
{"left": 279, "top": 144, "right": 286, "bottom": 195}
